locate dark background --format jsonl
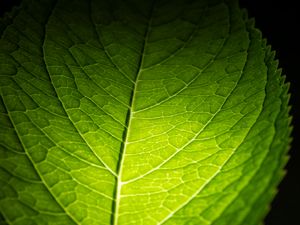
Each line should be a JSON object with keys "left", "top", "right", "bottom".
{"left": 1, "top": 0, "right": 299, "bottom": 224}
{"left": 0, "top": 0, "right": 21, "bottom": 17}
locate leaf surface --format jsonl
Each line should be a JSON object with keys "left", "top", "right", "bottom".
{"left": 0, "top": 0, "right": 291, "bottom": 224}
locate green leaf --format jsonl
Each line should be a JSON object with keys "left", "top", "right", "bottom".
{"left": 0, "top": 0, "right": 291, "bottom": 224}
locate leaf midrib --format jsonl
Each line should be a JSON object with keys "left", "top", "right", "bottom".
{"left": 112, "top": 1, "right": 155, "bottom": 224}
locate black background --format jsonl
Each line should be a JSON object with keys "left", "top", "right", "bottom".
{"left": 1, "top": 0, "right": 299, "bottom": 224}
{"left": 0, "top": 0, "right": 21, "bottom": 17}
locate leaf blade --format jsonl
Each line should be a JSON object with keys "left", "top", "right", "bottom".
{"left": 0, "top": 0, "right": 291, "bottom": 224}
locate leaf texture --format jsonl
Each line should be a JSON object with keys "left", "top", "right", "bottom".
{"left": 0, "top": 0, "right": 291, "bottom": 224}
